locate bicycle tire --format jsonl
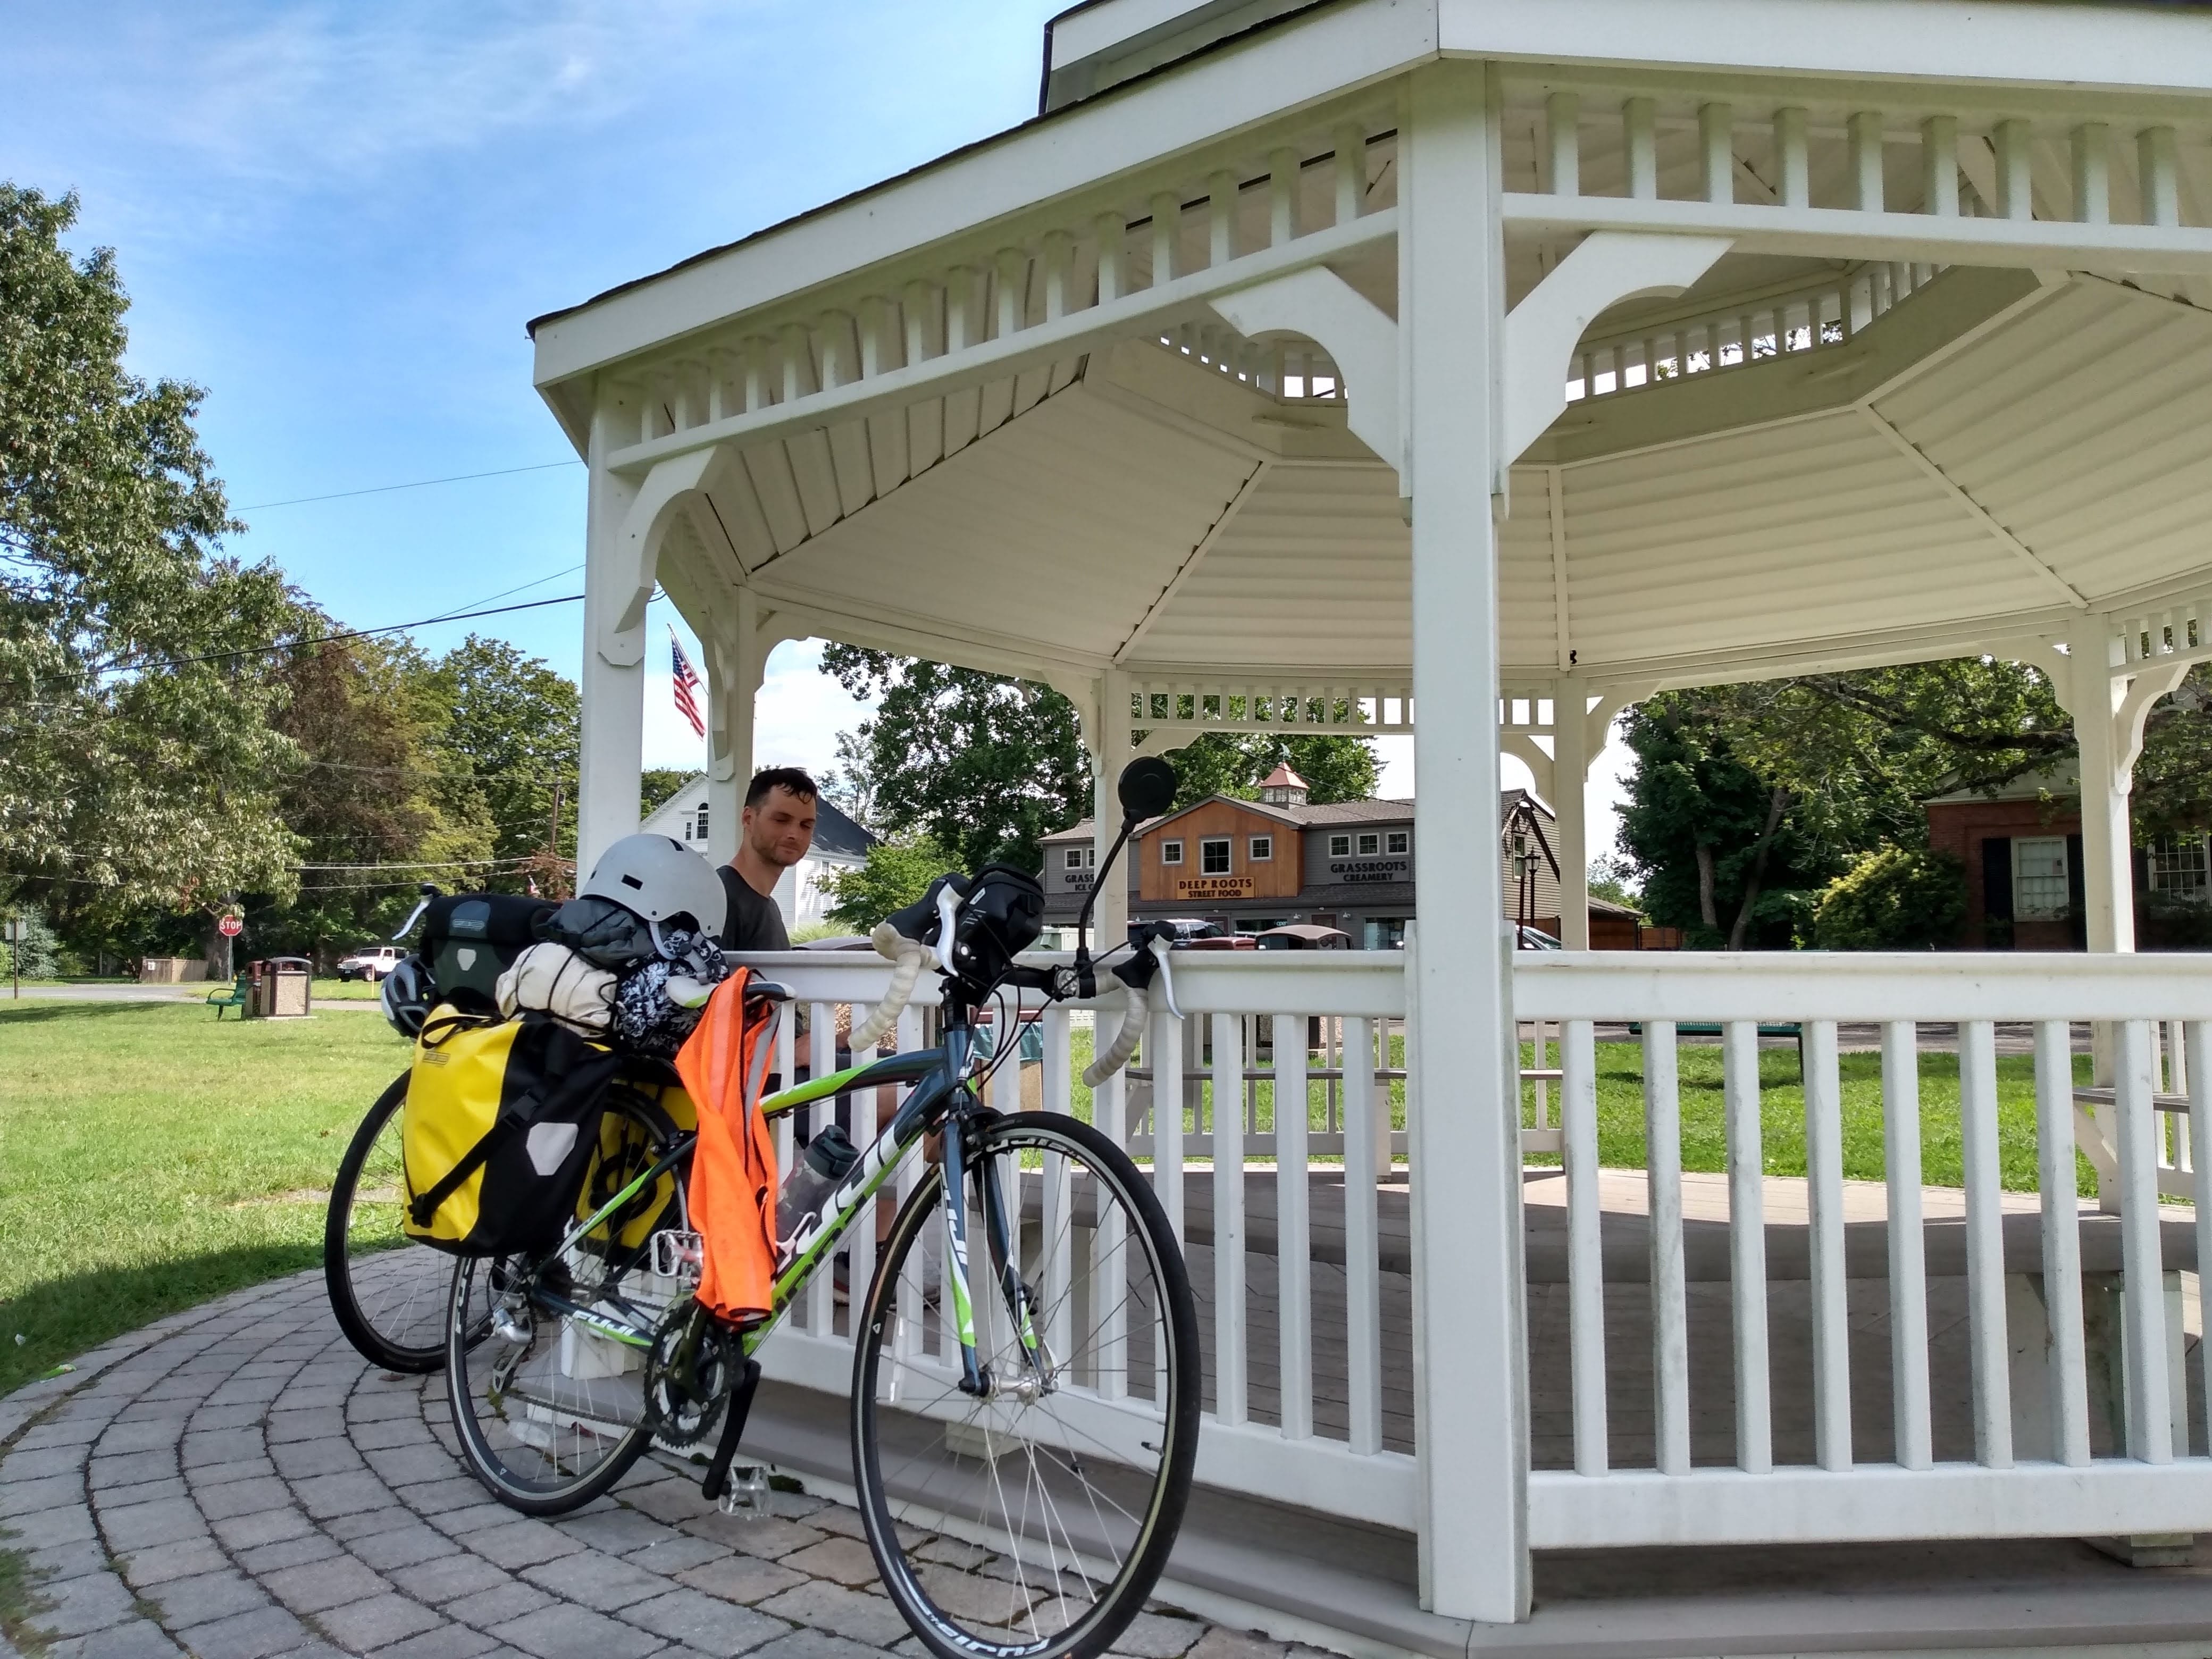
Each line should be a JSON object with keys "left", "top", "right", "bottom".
{"left": 324, "top": 1071, "right": 448, "bottom": 1373}
{"left": 851, "top": 1111, "right": 1200, "bottom": 1659}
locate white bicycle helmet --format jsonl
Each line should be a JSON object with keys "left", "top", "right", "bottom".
{"left": 580, "top": 834, "right": 727, "bottom": 936}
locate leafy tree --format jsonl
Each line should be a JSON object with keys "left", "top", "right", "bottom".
{"left": 1588, "top": 853, "right": 1643, "bottom": 911}
{"left": 825, "top": 649, "right": 1384, "bottom": 868}
{"left": 259, "top": 632, "right": 490, "bottom": 959}
{"left": 422, "top": 635, "right": 580, "bottom": 891}
{"left": 822, "top": 649, "right": 1090, "bottom": 873}
{"left": 822, "top": 835, "right": 954, "bottom": 930}
{"left": 1617, "top": 692, "right": 1839, "bottom": 949}
{"left": 1615, "top": 655, "right": 2212, "bottom": 950}
{"left": 1164, "top": 731, "right": 1379, "bottom": 808}
{"left": 642, "top": 767, "right": 694, "bottom": 819}
{"left": 1, "top": 183, "right": 300, "bottom": 968}
{"left": 1813, "top": 845, "right": 1968, "bottom": 950}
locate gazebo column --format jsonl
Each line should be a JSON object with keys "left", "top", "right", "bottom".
{"left": 1400, "top": 61, "right": 1531, "bottom": 1624}
{"left": 1551, "top": 686, "right": 1592, "bottom": 950}
{"left": 703, "top": 587, "right": 769, "bottom": 866}
{"left": 2065, "top": 626, "right": 2135, "bottom": 965}
{"left": 579, "top": 386, "right": 647, "bottom": 873}
{"left": 1086, "top": 669, "right": 1134, "bottom": 946}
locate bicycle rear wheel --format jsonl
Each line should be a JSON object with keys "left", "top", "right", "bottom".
{"left": 851, "top": 1111, "right": 1200, "bottom": 1659}
{"left": 324, "top": 1073, "right": 448, "bottom": 1373}
{"left": 445, "top": 1100, "right": 683, "bottom": 1514}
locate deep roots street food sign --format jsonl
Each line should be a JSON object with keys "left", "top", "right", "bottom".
{"left": 1173, "top": 875, "right": 1255, "bottom": 899}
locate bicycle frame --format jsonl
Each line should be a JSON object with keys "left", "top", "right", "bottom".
{"left": 521, "top": 1004, "right": 1035, "bottom": 1399}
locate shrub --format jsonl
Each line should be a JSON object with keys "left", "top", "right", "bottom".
{"left": 0, "top": 907, "right": 63, "bottom": 979}
{"left": 822, "top": 836, "right": 955, "bottom": 931}
{"left": 1813, "top": 846, "right": 1967, "bottom": 950}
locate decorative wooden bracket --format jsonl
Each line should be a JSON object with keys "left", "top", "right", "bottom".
{"left": 1210, "top": 267, "right": 1400, "bottom": 470}
{"left": 597, "top": 446, "right": 733, "bottom": 666}
{"left": 1502, "top": 232, "right": 1733, "bottom": 464}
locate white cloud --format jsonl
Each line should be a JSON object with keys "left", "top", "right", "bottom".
{"left": 48, "top": 2, "right": 765, "bottom": 189}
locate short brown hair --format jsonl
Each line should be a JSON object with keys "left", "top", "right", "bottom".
{"left": 745, "top": 767, "right": 819, "bottom": 808}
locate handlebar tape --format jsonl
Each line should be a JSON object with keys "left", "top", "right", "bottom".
{"left": 1080, "top": 982, "right": 1149, "bottom": 1088}
{"left": 849, "top": 921, "right": 927, "bottom": 1051}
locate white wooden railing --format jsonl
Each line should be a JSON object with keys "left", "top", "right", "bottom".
{"left": 1566, "top": 261, "right": 1937, "bottom": 403}
{"left": 1514, "top": 952, "right": 2212, "bottom": 1551}
{"left": 734, "top": 947, "right": 2210, "bottom": 1557}
{"left": 735, "top": 948, "right": 1418, "bottom": 1531}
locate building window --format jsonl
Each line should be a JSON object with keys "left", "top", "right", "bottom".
{"left": 1249, "top": 835, "right": 1272, "bottom": 861}
{"left": 1363, "top": 918, "right": 1406, "bottom": 950}
{"left": 1162, "top": 840, "right": 1184, "bottom": 865}
{"left": 1064, "top": 848, "right": 1084, "bottom": 870}
{"left": 1201, "top": 838, "right": 1231, "bottom": 875}
{"left": 1329, "top": 834, "right": 1351, "bottom": 857}
{"left": 2151, "top": 832, "right": 2211, "bottom": 901}
{"left": 1357, "top": 833, "right": 1380, "bottom": 856}
{"left": 694, "top": 804, "right": 709, "bottom": 842}
{"left": 1386, "top": 831, "right": 1409, "bottom": 855}
{"left": 2014, "top": 836, "right": 2069, "bottom": 920}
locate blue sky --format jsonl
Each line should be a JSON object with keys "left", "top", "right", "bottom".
{"left": 7, "top": 1, "right": 1627, "bottom": 836}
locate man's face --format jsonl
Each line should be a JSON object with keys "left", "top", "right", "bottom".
{"left": 742, "top": 787, "right": 817, "bottom": 869}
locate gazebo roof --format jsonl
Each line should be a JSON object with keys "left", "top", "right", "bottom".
{"left": 535, "top": 0, "right": 2212, "bottom": 705}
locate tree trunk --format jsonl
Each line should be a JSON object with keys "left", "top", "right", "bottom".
{"left": 1727, "top": 787, "right": 1793, "bottom": 950}
{"left": 1696, "top": 844, "right": 1719, "bottom": 928}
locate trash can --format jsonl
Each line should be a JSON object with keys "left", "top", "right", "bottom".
{"left": 246, "top": 957, "right": 313, "bottom": 1019}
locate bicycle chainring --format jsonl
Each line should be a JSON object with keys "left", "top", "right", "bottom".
{"left": 644, "top": 1314, "right": 734, "bottom": 1447}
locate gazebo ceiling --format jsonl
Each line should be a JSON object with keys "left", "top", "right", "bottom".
{"left": 659, "top": 263, "right": 2212, "bottom": 692}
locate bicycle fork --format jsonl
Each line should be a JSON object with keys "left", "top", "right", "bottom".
{"left": 940, "top": 1109, "right": 1047, "bottom": 1400}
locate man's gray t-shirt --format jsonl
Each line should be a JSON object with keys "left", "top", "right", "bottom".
{"left": 717, "top": 865, "right": 789, "bottom": 953}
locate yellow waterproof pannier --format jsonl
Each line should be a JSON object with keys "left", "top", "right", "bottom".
{"left": 573, "top": 1078, "right": 697, "bottom": 1254}
{"left": 401, "top": 1011, "right": 624, "bottom": 1256}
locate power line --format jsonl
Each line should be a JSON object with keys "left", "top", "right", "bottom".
{"left": 236, "top": 460, "right": 581, "bottom": 512}
{"left": 134, "top": 593, "right": 583, "bottom": 673}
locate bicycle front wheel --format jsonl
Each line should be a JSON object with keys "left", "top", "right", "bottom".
{"left": 851, "top": 1111, "right": 1200, "bottom": 1659}
{"left": 324, "top": 1073, "right": 448, "bottom": 1373}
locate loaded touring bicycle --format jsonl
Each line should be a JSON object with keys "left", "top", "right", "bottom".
{"left": 324, "top": 759, "right": 1202, "bottom": 1659}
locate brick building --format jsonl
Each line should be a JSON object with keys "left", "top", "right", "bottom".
{"left": 1041, "top": 765, "right": 1648, "bottom": 946}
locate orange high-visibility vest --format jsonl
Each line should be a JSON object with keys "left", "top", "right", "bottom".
{"left": 674, "top": 970, "right": 781, "bottom": 1324}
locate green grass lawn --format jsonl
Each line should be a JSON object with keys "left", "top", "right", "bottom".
{"left": 313, "top": 977, "right": 382, "bottom": 1002}
{"left": 0, "top": 1001, "right": 410, "bottom": 1395}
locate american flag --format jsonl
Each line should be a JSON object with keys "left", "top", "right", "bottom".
{"left": 670, "top": 630, "right": 705, "bottom": 739}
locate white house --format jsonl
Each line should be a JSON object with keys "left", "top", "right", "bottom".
{"left": 639, "top": 770, "right": 874, "bottom": 929}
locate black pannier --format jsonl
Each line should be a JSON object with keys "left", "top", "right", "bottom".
{"left": 421, "top": 893, "right": 557, "bottom": 1014}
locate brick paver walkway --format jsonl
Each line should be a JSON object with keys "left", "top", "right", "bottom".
{"left": 0, "top": 1271, "right": 1296, "bottom": 1659}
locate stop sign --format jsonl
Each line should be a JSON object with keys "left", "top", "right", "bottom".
{"left": 218, "top": 916, "right": 244, "bottom": 939}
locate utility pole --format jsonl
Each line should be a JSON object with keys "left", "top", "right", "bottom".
{"left": 549, "top": 780, "right": 564, "bottom": 898}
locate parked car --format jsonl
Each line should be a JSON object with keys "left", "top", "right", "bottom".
{"left": 336, "top": 943, "right": 404, "bottom": 982}
{"left": 1254, "top": 924, "right": 1352, "bottom": 951}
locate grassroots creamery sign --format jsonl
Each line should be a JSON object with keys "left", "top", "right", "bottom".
{"left": 1330, "top": 858, "right": 1409, "bottom": 885}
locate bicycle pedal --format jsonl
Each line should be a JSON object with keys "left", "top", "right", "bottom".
{"left": 716, "top": 1464, "right": 770, "bottom": 1518}
{"left": 650, "top": 1229, "right": 705, "bottom": 1283}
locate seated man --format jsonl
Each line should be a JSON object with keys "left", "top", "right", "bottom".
{"left": 717, "top": 766, "right": 818, "bottom": 954}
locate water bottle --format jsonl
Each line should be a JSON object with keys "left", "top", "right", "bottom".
{"left": 776, "top": 1124, "right": 860, "bottom": 1242}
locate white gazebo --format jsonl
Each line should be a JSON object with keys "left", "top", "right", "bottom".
{"left": 531, "top": 1, "right": 2212, "bottom": 1641}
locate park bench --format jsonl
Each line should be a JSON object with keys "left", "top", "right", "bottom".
{"left": 206, "top": 973, "right": 248, "bottom": 1019}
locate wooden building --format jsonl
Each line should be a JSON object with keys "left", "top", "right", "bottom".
{"left": 1041, "top": 768, "right": 1646, "bottom": 945}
